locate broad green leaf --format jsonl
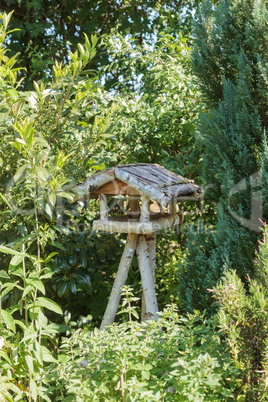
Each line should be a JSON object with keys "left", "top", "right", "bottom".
{"left": 142, "top": 370, "right": 151, "bottom": 380}
{"left": 47, "top": 323, "right": 70, "bottom": 333}
{"left": 54, "top": 225, "right": 71, "bottom": 236}
{"left": 30, "top": 378, "right": 37, "bottom": 401}
{"left": 35, "top": 150, "right": 49, "bottom": 165}
{"left": 36, "top": 310, "right": 48, "bottom": 328}
{"left": 22, "top": 285, "right": 35, "bottom": 299}
{"left": 0, "top": 270, "right": 9, "bottom": 279}
{"left": 1, "top": 382, "right": 22, "bottom": 399}
{"left": 10, "top": 255, "right": 23, "bottom": 267}
{"left": 0, "top": 350, "right": 12, "bottom": 364}
{"left": 41, "top": 345, "right": 57, "bottom": 362}
{"left": 36, "top": 297, "right": 63, "bottom": 315}
{"left": 45, "top": 202, "right": 53, "bottom": 219}
{"left": 0, "top": 245, "right": 28, "bottom": 258}
{"left": 48, "top": 193, "right": 56, "bottom": 206}
{"left": 25, "top": 354, "right": 34, "bottom": 373}
{"left": 26, "top": 277, "right": 45, "bottom": 295}
{"left": 0, "top": 193, "right": 12, "bottom": 210}
{"left": 33, "top": 340, "right": 43, "bottom": 366}
{"left": 21, "top": 333, "right": 37, "bottom": 343}
{"left": 1, "top": 282, "right": 18, "bottom": 297}
{"left": 14, "top": 164, "right": 27, "bottom": 182}
{"left": 57, "top": 191, "right": 74, "bottom": 201}
{"left": 50, "top": 241, "right": 66, "bottom": 251}
{"left": 35, "top": 167, "right": 50, "bottom": 181}
{"left": 7, "top": 88, "right": 18, "bottom": 100}
{"left": 34, "top": 136, "right": 48, "bottom": 147}
{"left": 44, "top": 252, "right": 58, "bottom": 263}
{"left": 1, "top": 310, "right": 16, "bottom": 332}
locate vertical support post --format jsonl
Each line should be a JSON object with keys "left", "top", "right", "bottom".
{"left": 99, "top": 194, "right": 108, "bottom": 220}
{"left": 100, "top": 234, "right": 138, "bottom": 330}
{"left": 137, "top": 234, "right": 158, "bottom": 322}
{"left": 129, "top": 195, "right": 140, "bottom": 218}
{"left": 141, "top": 233, "right": 156, "bottom": 321}
{"left": 169, "top": 199, "right": 177, "bottom": 215}
{"left": 140, "top": 195, "right": 150, "bottom": 222}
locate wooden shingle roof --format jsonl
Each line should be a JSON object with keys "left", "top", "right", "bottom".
{"left": 78, "top": 163, "right": 202, "bottom": 207}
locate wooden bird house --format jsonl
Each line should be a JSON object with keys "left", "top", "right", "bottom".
{"left": 77, "top": 163, "right": 202, "bottom": 329}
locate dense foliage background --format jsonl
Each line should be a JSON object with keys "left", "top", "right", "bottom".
{"left": 0, "top": 0, "right": 267, "bottom": 400}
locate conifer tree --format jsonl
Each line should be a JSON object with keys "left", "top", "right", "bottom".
{"left": 178, "top": 0, "right": 268, "bottom": 312}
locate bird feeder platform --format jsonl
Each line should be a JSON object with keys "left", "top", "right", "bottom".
{"left": 77, "top": 163, "right": 202, "bottom": 330}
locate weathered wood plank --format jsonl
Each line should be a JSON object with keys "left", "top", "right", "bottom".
{"left": 162, "top": 183, "right": 202, "bottom": 199}
{"left": 77, "top": 169, "right": 115, "bottom": 196}
{"left": 93, "top": 214, "right": 182, "bottom": 233}
{"left": 120, "top": 166, "right": 167, "bottom": 187}
{"left": 115, "top": 167, "right": 170, "bottom": 207}
{"left": 95, "top": 179, "right": 140, "bottom": 195}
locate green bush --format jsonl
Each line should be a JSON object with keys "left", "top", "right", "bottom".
{"left": 49, "top": 305, "right": 240, "bottom": 401}
{"left": 214, "top": 226, "right": 268, "bottom": 401}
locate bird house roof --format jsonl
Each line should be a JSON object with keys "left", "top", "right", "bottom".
{"left": 77, "top": 163, "right": 202, "bottom": 207}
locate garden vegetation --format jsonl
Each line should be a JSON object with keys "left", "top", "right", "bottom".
{"left": 0, "top": 0, "right": 268, "bottom": 400}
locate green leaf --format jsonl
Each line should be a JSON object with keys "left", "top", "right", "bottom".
{"left": 1, "top": 310, "right": 16, "bottom": 332}
{"left": 25, "top": 354, "right": 34, "bottom": 373}
{"left": 10, "top": 255, "right": 23, "bottom": 267}
{"left": 34, "top": 136, "right": 48, "bottom": 147}
{"left": 0, "top": 350, "right": 12, "bottom": 364}
{"left": 54, "top": 225, "right": 72, "bottom": 236}
{"left": 0, "top": 193, "right": 12, "bottom": 210}
{"left": 35, "top": 167, "right": 50, "bottom": 181}
{"left": 22, "top": 285, "right": 34, "bottom": 299}
{"left": 37, "top": 310, "right": 48, "bottom": 328}
{"left": 1, "top": 282, "right": 17, "bottom": 297}
{"left": 8, "top": 264, "right": 24, "bottom": 278}
{"left": 33, "top": 340, "right": 43, "bottom": 366}
{"left": 14, "top": 164, "right": 27, "bottom": 182}
{"left": 46, "top": 323, "right": 70, "bottom": 333}
{"left": 44, "top": 252, "right": 58, "bottom": 263}
{"left": 35, "top": 150, "right": 49, "bottom": 165}
{"left": 57, "top": 191, "right": 74, "bottom": 202}
{"left": 0, "top": 245, "right": 28, "bottom": 258}
{"left": 41, "top": 345, "right": 57, "bottom": 362}
{"left": 30, "top": 378, "right": 37, "bottom": 401}
{"left": 36, "top": 297, "right": 63, "bottom": 315}
{"left": 0, "top": 270, "right": 10, "bottom": 279}
{"left": 26, "top": 277, "right": 45, "bottom": 295}
{"left": 142, "top": 370, "right": 151, "bottom": 380}
{"left": 50, "top": 241, "right": 66, "bottom": 251}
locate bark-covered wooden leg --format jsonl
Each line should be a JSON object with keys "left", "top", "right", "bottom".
{"left": 137, "top": 234, "right": 158, "bottom": 321}
{"left": 100, "top": 233, "right": 138, "bottom": 330}
{"left": 141, "top": 234, "right": 156, "bottom": 321}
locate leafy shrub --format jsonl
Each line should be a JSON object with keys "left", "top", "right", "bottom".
{"left": 49, "top": 306, "right": 240, "bottom": 401}
{"left": 214, "top": 227, "right": 268, "bottom": 401}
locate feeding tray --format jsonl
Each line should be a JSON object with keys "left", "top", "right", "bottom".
{"left": 76, "top": 163, "right": 202, "bottom": 329}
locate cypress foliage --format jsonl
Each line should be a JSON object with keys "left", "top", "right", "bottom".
{"left": 178, "top": 0, "right": 268, "bottom": 313}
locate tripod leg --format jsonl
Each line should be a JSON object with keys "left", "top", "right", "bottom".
{"left": 137, "top": 234, "right": 158, "bottom": 321}
{"left": 100, "top": 233, "right": 138, "bottom": 330}
{"left": 141, "top": 234, "right": 156, "bottom": 321}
